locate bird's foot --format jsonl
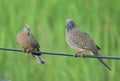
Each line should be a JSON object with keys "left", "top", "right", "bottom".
{"left": 22, "top": 49, "right": 31, "bottom": 53}
{"left": 22, "top": 49, "right": 27, "bottom": 53}
{"left": 80, "top": 54, "right": 85, "bottom": 58}
{"left": 26, "top": 49, "right": 31, "bottom": 53}
{"left": 73, "top": 54, "right": 77, "bottom": 57}
{"left": 73, "top": 51, "right": 85, "bottom": 58}
{"left": 73, "top": 52, "right": 81, "bottom": 57}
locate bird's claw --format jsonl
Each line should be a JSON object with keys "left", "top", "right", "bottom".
{"left": 22, "top": 49, "right": 31, "bottom": 53}
{"left": 73, "top": 54, "right": 85, "bottom": 58}
{"left": 80, "top": 54, "right": 85, "bottom": 58}
{"left": 73, "top": 54, "right": 78, "bottom": 57}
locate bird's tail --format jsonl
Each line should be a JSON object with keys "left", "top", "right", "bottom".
{"left": 32, "top": 49, "right": 45, "bottom": 64}
{"left": 32, "top": 54, "right": 45, "bottom": 64}
{"left": 98, "top": 58, "right": 111, "bottom": 71}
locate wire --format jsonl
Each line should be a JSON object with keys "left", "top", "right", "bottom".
{"left": 0, "top": 47, "right": 120, "bottom": 60}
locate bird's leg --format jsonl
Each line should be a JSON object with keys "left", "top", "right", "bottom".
{"left": 22, "top": 48, "right": 27, "bottom": 53}
{"left": 80, "top": 54, "right": 85, "bottom": 58}
{"left": 22, "top": 48, "right": 31, "bottom": 53}
{"left": 73, "top": 51, "right": 80, "bottom": 57}
{"left": 26, "top": 49, "right": 31, "bottom": 53}
{"left": 73, "top": 51, "right": 82, "bottom": 57}
{"left": 73, "top": 51, "right": 86, "bottom": 58}
{"left": 26, "top": 48, "right": 33, "bottom": 53}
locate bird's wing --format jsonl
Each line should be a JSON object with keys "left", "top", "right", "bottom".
{"left": 70, "top": 28, "right": 96, "bottom": 51}
{"left": 28, "top": 33, "right": 40, "bottom": 49}
{"left": 84, "top": 32, "right": 101, "bottom": 50}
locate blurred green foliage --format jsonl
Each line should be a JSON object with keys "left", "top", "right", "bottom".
{"left": 0, "top": 0, "right": 120, "bottom": 81}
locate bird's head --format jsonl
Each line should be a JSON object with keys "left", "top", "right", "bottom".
{"left": 66, "top": 18, "right": 76, "bottom": 31}
{"left": 23, "top": 24, "right": 30, "bottom": 31}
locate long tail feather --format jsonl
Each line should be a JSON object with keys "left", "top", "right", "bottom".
{"left": 98, "top": 58, "right": 111, "bottom": 70}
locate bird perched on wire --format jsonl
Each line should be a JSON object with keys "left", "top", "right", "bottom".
{"left": 65, "top": 18, "right": 111, "bottom": 70}
{"left": 16, "top": 24, "right": 45, "bottom": 64}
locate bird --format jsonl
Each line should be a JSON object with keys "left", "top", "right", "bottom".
{"left": 16, "top": 24, "right": 45, "bottom": 64}
{"left": 65, "top": 18, "right": 111, "bottom": 70}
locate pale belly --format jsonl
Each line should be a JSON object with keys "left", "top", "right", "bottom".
{"left": 66, "top": 36, "right": 86, "bottom": 52}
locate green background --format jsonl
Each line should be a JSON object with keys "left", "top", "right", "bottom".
{"left": 0, "top": 0, "right": 119, "bottom": 81}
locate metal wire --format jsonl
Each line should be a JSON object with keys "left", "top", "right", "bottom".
{"left": 0, "top": 47, "right": 120, "bottom": 60}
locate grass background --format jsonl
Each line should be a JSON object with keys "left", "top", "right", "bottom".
{"left": 0, "top": 0, "right": 120, "bottom": 81}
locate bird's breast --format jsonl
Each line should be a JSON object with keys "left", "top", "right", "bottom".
{"left": 16, "top": 32, "right": 32, "bottom": 49}
{"left": 66, "top": 32, "right": 86, "bottom": 51}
